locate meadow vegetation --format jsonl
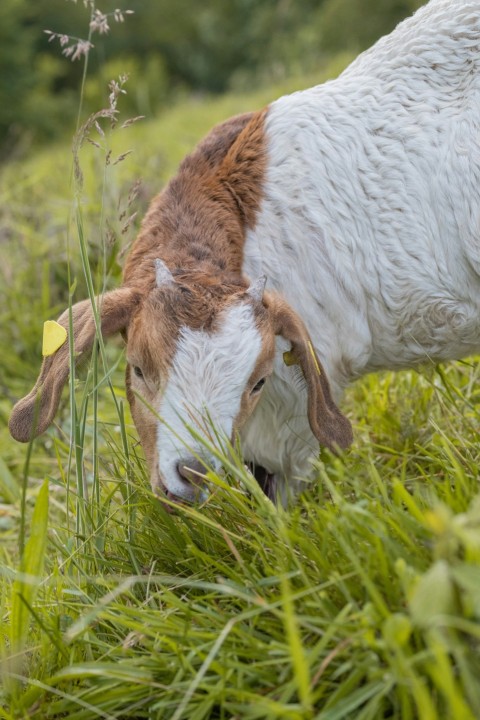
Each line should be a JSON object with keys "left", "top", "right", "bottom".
{"left": 1, "top": 1, "right": 480, "bottom": 718}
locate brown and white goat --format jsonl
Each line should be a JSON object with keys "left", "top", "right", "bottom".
{"left": 11, "top": 0, "right": 480, "bottom": 501}
{"left": 9, "top": 111, "right": 351, "bottom": 502}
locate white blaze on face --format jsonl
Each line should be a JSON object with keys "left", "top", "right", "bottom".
{"left": 157, "top": 302, "right": 262, "bottom": 499}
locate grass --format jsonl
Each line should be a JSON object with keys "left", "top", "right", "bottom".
{"left": 1, "top": 57, "right": 480, "bottom": 719}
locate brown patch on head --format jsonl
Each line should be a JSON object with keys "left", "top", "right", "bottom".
{"left": 123, "top": 110, "right": 268, "bottom": 291}
{"left": 126, "top": 274, "right": 251, "bottom": 375}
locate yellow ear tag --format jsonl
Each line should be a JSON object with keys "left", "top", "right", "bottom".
{"left": 42, "top": 320, "right": 67, "bottom": 357}
{"left": 283, "top": 350, "right": 298, "bottom": 367}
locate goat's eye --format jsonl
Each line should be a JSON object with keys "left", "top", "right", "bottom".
{"left": 133, "top": 365, "right": 144, "bottom": 379}
{"left": 251, "top": 378, "right": 266, "bottom": 394}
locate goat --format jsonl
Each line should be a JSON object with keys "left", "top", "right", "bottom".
{"left": 9, "top": 0, "right": 480, "bottom": 502}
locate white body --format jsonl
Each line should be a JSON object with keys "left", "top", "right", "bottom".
{"left": 242, "top": 0, "right": 480, "bottom": 486}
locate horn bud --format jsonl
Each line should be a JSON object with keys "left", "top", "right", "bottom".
{"left": 155, "top": 259, "right": 174, "bottom": 288}
{"left": 247, "top": 274, "right": 267, "bottom": 302}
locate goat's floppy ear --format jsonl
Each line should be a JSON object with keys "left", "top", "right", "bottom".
{"left": 9, "top": 287, "right": 141, "bottom": 443}
{"left": 266, "top": 293, "right": 353, "bottom": 452}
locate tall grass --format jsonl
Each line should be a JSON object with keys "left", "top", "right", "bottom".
{"left": 1, "top": 10, "right": 480, "bottom": 716}
{"left": 1, "top": 361, "right": 480, "bottom": 719}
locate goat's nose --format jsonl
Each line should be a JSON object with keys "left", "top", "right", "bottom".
{"left": 176, "top": 457, "right": 207, "bottom": 485}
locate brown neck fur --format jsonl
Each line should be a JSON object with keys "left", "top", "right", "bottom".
{"left": 123, "top": 110, "right": 267, "bottom": 293}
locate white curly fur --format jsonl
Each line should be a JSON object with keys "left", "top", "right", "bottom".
{"left": 241, "top": 0, "right": 480, "bottom": 487}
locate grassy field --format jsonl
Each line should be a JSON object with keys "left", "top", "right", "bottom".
{"left": 1, "top": 61, "right": 480, "bottom": 719}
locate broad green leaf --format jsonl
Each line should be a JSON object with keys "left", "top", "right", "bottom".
{"left": 10, "top": 479, "right": 49, "bottom": 652}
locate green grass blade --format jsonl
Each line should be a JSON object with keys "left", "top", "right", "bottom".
{"left": 10, "top": 479, "right": 49, "bottom": 652}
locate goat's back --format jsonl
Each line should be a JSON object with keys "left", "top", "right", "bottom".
{"left": 244, "top": 0, "right": 480, "bottom": 386}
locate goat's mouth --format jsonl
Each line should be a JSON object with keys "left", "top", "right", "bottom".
{"left": 153, "top": 481, "right": 195, "bottom": 513}
{"left": 152, "top": 461, "right": 277, "bottom": 508}
{"left": 248, "top": 463, "right": 278, "bottom": 502}
{"left": 153, "top": 458, "right": 209, "bottom": 506}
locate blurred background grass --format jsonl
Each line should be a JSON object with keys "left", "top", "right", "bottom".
{"left": 1, "top": 0, "right": 423, "bottom": 161}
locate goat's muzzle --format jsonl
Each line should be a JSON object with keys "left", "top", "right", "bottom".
{"left": 176, "top": 457, "right": 208, "bottom": 487}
